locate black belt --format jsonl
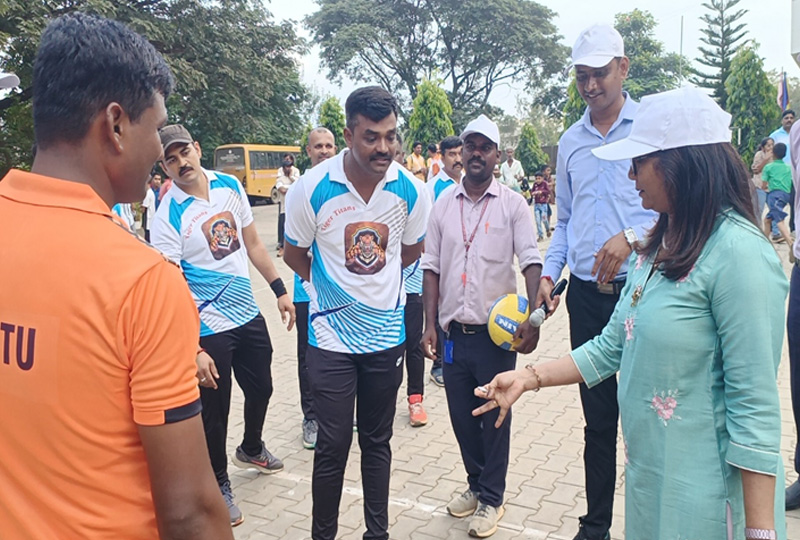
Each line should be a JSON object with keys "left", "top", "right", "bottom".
{"left": 572, "top": 275, "right": 625, "bottom": 296}
{"left": 448, "top": 322, "right": 488, "bottom": 335}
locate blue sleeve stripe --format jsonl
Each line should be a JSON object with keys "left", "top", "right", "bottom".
{"left": 384, "top": 170, "right": 418, "bottom": 214}
{"left": 285, "top": 234, "right": 300, "bottom": 246}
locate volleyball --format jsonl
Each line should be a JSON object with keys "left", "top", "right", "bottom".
{"left": 487, "top": 294, "right": 530, "bottom": 351}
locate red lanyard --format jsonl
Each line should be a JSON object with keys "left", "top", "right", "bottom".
{"left": 459, "top": 195, "right": 491, "bottom": 286}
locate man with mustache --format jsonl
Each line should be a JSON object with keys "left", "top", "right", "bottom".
{"left": 425, "top": 135, "right": 464, "bottom": 387}
{"left": 151, "top": 124, "right": 295, "bottom": 528}
{"left": 421, "top": 115, "right": 542, "bottom": 538}
{"left": 536, "top": 24, "right": 656, "bottom": 540}
{"left": 284, "top": 86, "right": 430, "bottom": 540}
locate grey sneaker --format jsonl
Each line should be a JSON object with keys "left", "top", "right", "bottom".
{"left": 220, "top": 480, "right": 243, "bottom": 527}
{"left": 447, "top": 488, "right": 479, "bottom": 518}
{"left": 233, "top": 441, "right": 284, "bottom": 474}
{"left": 468, "top": 502, "right": 504, "bottom": 538}
{"left": 302, "top": 418, "right": 318, "bottom": 449}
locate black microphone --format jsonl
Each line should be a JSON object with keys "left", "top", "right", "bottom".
{"left": 529, "top": 278, "right": 568, "bottom": 327}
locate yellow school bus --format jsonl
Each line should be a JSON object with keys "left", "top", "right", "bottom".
{"left": 213, "top": 144, "right": 300, "bottom": 203}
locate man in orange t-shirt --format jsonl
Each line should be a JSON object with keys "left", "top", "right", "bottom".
{"left": 0, "top": 13, "right": 232, "bottom": 540}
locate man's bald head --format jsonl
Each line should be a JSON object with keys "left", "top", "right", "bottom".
{"left": 307, "top": 127, "right": 337, "bottom": 167}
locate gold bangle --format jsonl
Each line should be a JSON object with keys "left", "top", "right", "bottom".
{"left": 524, "top": 363, "right": 542, "bottom": 392}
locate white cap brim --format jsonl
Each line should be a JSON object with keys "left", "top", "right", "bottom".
{"left": 592, "top": 138, "right": 660, "bottom": 161}
{"left": 0, "top": 72, "right": 20, "bottom": 89}
{"left": 571, "top": 54, "right": 616, "bottom": 69}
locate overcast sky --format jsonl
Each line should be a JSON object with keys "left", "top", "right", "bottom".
{"left": 268, "top": 0, "right": 799, "bottom": 114}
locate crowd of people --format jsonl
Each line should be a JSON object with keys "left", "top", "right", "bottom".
{"left": 0, "top": 12, "right": 795, "bottom": 540}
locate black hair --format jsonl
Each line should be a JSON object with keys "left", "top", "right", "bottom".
{"left": 637, "top": 143, "right": 756, "bottom": 281}
{"left": 439, "top": 135, "right": 462, "bottom": 153}
{"left": 345, "top": 86, "right": 398, "bottom": 130}
{"left": 758, "top": 137, "right": 774, "bottom": 151}
{"left": 427, "top": 143, "right": 438, "bottom": 153}
{"left": 283, "top": 153, "right": 295, "bottom": 163}
{"left": 534, "top": 171, "right": 544, "bottom": 177}
{"left": 33, "top": 13, "right": 174, "bottom": 149}
{"left": 782, "top": 109, "right": 796, "bottom": 119}
{"left": 774, "top": 142, "right": 787, "bottom": 160}
{"left": 413, "top": 141, "right": 423, "bottom": 149}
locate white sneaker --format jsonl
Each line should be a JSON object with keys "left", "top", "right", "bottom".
{"left": 447, "top": 488, "right": 479, "bottom": 518}
{"left": 468, "top": 502, "right": 504, "bottom": 538}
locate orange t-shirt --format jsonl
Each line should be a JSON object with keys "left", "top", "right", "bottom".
{"left": 0, "top": 170, "right": 201, "bottom": 539}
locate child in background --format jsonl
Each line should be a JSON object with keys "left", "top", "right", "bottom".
{"left": 531, "top": 171, "right": 550, "bottom": 241}
{"left": 762, "top": 142, "right": 795, "bottom": 258}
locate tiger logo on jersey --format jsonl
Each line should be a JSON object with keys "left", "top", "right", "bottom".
{"left": 202, "top": 211, "right": 241, "bottom": 260}
{"left": 344, "top": 222, "right": 388, "bottom": 275}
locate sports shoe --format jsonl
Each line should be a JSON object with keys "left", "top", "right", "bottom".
{"left": 220, "top": 480, "right": 244, "bottom": 527}
{"left": 447, "top": 488, "right": 479, "bottom": 518}
{"left": 468, "top": 502, "right": 504, "bottom": 537}
{"left": 572, "top": 525, "right": 610, "bottom": 540}
{"left": 773, "top": 234, "right": 785, "bottom": 244}
{"left": 430, "top": 365, "right": 444, "bottom": 387}
{"left": 233, "top": 441, "right": 284, "bottom": 474}
{"left": 408, "top": 394, "right": 428, "bottom": 427}
{"left": 302, "top": 418, "right": 318, "bottom": 449}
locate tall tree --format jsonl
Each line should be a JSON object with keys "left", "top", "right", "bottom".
{"left": 0, "top": 0, "right": 307, "bottom": 174}
{"left": 306, "top": 0, "right": 568, "bottom": 121}
{"left": 562, "top": 77, "right": 586, "bottom": 131}
{"left": 691, "top": 0, "right": 748, "bottom": 108}
{"left": 406, "top": 79, "right": 454, "bottom": 151}
{"left": 615, "top": 9, "right": 685, "bottom": 100}
{"left": 317, "top": 97, "right": 347, "bottom": 151}
{"left": 516, "top": 123, "right": 549, "bottom": 176}
{"left": 725, "top": 44, "right": 781, "bottom": 166}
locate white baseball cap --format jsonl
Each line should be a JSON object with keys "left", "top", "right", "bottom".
{"left": 460, "top": 114, "right": 500, "bottom": 147}
{"left": 571, "top": 24, "right": 624, "bottom": 68}
{"left": 0, "top": 72, "right": 20, "bottom": 90}
{"left": 592, "top": 86, "right": 732, "bottom": 161}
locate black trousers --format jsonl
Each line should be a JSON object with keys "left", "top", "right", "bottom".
{"left": 788, "top": 265, "right": 800, "bottom": 475}
{"left": 306, "top": 343, "right": 405, "bottom": 540}
{"left": 277, "top": 211, "right": 286, "bottom": 248}
{"left": 566, "top": 277, "right": 620, "bottom": 538}
{"left": 404, "top": 294, "right": 425, "bottom": 396}
{"left": 295, "top": 301, "right": 314, "bottom": 420}
{"left": 199, "top": 313, "right": 273, "bottom": 485}
{"left": 443, "top": 325, "right": 516, "bottom": 507}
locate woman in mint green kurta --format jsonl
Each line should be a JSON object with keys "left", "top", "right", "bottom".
{"left": 475, "top": 88, "right": 787, "bottom": 539}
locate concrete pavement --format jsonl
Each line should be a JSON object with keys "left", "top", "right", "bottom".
{"left": 224, "top": 203, "right": 800, "bottom": 540}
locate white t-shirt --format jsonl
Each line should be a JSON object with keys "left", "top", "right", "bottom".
{"left": 111, "top": 203, "right": 136, "bottom": 231}
{"left": 151, "top": 169, "right": 259, "bottom": 337}
{"left": 141, "top": 188, "right": 156, "bottom": 231}
{"left": 284, "top": 150, "right": 431, "bottom": 354}
{"left": 500, "top": 159, "right": 525, "bottom": 191}
{"left": 426, "top": 169, "right": 459, "bottom": 204}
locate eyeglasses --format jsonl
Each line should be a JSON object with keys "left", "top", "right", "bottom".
{"left": 630, "top": 153, "right": 658, "bottom": 176}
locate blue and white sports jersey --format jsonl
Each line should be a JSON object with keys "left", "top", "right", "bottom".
{"left": 285, "top": 150, "right": 431, "bottom": 354}
{"left": 293, "top": 273, "right": 311, "bottom": 303}
{"left": 403, "top": 259, "right": 423, "bottom": 295}
{"left": 426, "top": 170, "right": 459, "bottom": 204}
{"left": 151, "top": 169, "right": 259, "bottom": 337}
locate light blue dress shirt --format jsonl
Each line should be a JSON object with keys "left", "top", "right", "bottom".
{"left": 543, "top": 93, "right": 657, "bottom": 282}
{"left": 769, "top": 126, "right": 792, "bottom": 164}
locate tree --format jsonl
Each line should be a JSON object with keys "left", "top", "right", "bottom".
{"left": 516, "top": 123, "right": 549, "bottom": 177}
{"left": 562, "top": 77, "right": 586, "bottom": 131}
{"left": 407, "top": 79, "right": 454, "bottom": 151}
{"left": 306, "top": 0, "right": 568, "bottom": 121}
{"left": 725, "top": 44, "right": 781, "bottom": 166}
{"left": 317, "top": 97, "right": 347, "bottom": 151}
{"left": 615, "top": 9, "right": 685, "bottom": 100}
{"left": 0, "top": 0, "right": 307, "bottom": 174}
{"left": 691, "top": 0, "right": 748, "bottom": 108}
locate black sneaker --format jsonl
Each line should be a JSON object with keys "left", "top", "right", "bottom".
{"left": 572, "top": 526, "right": 610, "bottom": 540}
{"left": 220, "top": 480, "right": 243, "bottom": 527}
{"left": 233, "top": 441, "right": 284, "bottom": 474}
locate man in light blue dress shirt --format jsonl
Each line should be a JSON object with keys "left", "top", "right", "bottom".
{"left": 535, "top": 24, "right": 657, "bottom": 540}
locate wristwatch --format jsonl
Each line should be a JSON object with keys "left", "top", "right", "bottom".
{"left": 744, "top": 528, "right": 777, "bottom": 540}
{"left": 623, "top": 227, "right": 638, "bottom": 248}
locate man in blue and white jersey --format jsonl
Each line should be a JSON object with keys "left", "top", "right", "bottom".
{"left": 284, "top": 86, "right": 431, "bottom": 540}
{"left": 151, "top": 124, "right": 295, "bottom": 528}
{"left": 424, "top": 135, "right": 463, "bottom": 387}
{"left": 295, "top": 126, "right": 337, "bottom": 450}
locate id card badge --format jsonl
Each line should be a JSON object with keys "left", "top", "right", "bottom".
{"left": 444, "top": 339, "right": 454, "bottom": 364}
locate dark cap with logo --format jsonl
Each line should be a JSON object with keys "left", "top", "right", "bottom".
{"left": 159, "top": 124, "right": 193, "bottom": 153}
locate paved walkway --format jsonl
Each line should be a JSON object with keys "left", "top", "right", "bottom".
{"left": 224, "top": 203, "right": 800, "bottom": 540}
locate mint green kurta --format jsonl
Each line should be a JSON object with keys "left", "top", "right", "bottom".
{"left": 572, "top": 212, "right": 788, "bottom": 539}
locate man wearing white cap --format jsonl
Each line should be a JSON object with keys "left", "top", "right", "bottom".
{"left": 536, "top": 24, "right": 657, "bottom": 540}
{"left": 421, "top": 114, "right": 542, "bottom": 538}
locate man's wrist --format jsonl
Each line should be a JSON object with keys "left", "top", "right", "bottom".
{"left": 269, "top": 278, "right": 288, "bottom": 298}
{"left": 541, "top": 275, "right": 554, "bottom": 286}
